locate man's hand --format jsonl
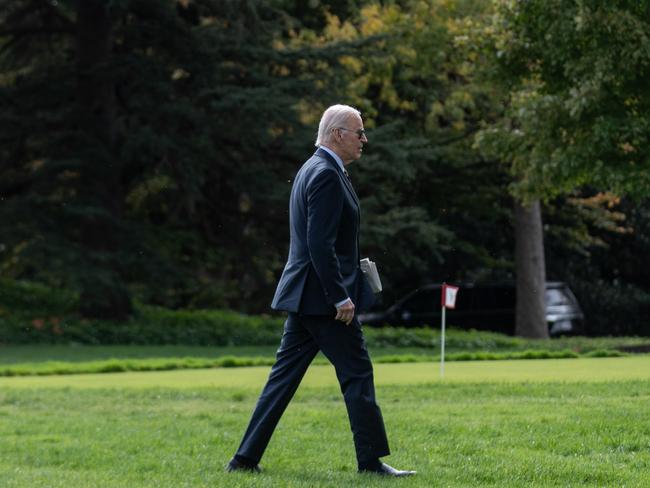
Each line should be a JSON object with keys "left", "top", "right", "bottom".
{"left": 335, "top": 299, "right": 355, "bottom": 325}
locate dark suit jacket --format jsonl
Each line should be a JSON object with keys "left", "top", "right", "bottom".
{"left": 271, "top": 148, "right": 375, "bottom": 315}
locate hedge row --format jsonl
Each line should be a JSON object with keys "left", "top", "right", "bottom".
{"left": 3, "top": 306, "right": 650, "bottom": 354}
{"left": 2, "top": 279, "right": 650, "bottom": 352}
{"left": 0, "top": 349, "right": 628, "bottom": 377}
{"left": 0, "top": 306, "right": 283, "bottom": 346}
{"left": 2, "top": 304, "right": 513, "bottom": 348}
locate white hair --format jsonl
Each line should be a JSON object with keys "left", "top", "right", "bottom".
{"left": 315, "top": 104, "right": 361, "bottom": 147}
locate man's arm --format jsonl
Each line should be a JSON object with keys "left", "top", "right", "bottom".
{"left": 306, "top": 168, "right": 352, "bottom": 320}
{"left": 334, "top": 298, "right": 355, "bottom": 325}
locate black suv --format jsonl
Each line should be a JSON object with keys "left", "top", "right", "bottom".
{"left": 358, "top": 282, "right": 584, "bottom": 336}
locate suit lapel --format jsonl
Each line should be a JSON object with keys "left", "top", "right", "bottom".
{"left": 314, "top": 149, "right": 362, "bottom": 273}
{"left": 314, "top": 148, "right": 359, "bottom": 206}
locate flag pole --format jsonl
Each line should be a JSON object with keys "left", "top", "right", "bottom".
{"left": 440, "top": 303, "right": 446, "bottom": 379}
{"left": 440, "top": 282, "right": 458, "bottom": 380}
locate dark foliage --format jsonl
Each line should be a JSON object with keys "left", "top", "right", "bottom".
{"left": 1, "top": 0, "right": 650, "bottom": 336}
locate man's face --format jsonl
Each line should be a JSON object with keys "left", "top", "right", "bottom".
{"left": 336, "top": 114, "right": 368, "bottom": 164}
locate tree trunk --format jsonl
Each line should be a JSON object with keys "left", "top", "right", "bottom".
{"left": 514, "top": 199, "right": 548, "bottom": 338}
{"left": 75, "top": 0, "right": 132, "bottom": 320}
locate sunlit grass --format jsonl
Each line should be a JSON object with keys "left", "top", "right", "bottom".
{"left": 1, "top": 356, "right": 649, "bottom": 389}
{"left": 0, "top": 342, "right": 632, "bottom": 377}
{"left": 1, "top": 358, "right": 649, "bottom": 487}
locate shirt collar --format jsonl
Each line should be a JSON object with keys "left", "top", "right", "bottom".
{"left": 319, "top": 145, "right": 346, "bottom": 174}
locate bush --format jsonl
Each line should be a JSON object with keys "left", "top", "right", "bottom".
{"left": 363, "top": 327, "right": 526, "bottom": 350}
{"left": 0, "top": 279, "right": 77, "bottom": 316}
{"left": 571, "top": 280, "right": 650, "bottom": 336}
{"left": 0, "top": 305, "right": 286, "bottom": 346}
{"left": 2, "top": 279, "right": 650, "bottom": 349}
{"left": 0, "top": 279, "right": 285, "bottom": 345}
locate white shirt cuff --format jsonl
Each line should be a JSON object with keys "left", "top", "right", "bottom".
{"left": 335, "top": 298, "right": 351, "bottom": 308}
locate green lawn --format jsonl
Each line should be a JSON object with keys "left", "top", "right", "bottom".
{"left": 0, "top": 343, "right": 636, "bottom": 377}
{"left": 0, "top": 345, "right": 440, "bottom": 377}
{"left": 1, "top": 357, "right": 650, "bottom": 487}
{"left": 0, "top": 344, "right": 443, "bottom": 364}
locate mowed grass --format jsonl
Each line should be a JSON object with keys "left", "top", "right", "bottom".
{"left": 1, "top": 358, "right": 650, "bottom": 487}
{"left": 0, "top": 345, "right": 453, "bottom": 366}
{"left": 0, "top": 343, "right": 634, "bottom": 377}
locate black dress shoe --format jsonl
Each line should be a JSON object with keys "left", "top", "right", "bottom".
{"left": 359, "top": 462, "right": 416, "bottom": 477}
{"left": 225, "top": 457, "right": 261, "bottom": 473}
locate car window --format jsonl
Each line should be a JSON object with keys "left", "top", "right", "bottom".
{"left": 455, "top": 289, "right": 475, "bottom": 310}
{"left": 546, "top": 288, "right": 570, "bottom": 306}
{"left": 401, "top": 289, "right": 438, "bottom": 313}
{"left": 464, "top": 288, "right": 487, "bottom": 309}
{"left": 456, "top": 287, "right": 514, "bottom": 310}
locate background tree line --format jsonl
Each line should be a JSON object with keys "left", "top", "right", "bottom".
{"left": 1, "top": 0, "right": 649, "bottom": 337}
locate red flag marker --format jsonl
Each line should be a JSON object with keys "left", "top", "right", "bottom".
{"left": 441, "top": 283, "right": 459, "bottom": 309}
{"left": 440, "top": 283, "right": 460, "bottom": 378}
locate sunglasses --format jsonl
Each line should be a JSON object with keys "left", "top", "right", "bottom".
{"left": 336, "top": 127, "right": 366, "bottom": 139}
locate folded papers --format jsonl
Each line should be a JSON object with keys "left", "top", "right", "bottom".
{"left": 360, "top": 257, "right": 382, "bottom": 293}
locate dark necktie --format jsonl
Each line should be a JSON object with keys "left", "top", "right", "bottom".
{"left": 343, "top": 169, "right": 359, "bottom": 202}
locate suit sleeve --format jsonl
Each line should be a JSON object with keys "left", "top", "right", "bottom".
{"left": 306, "top": 168, "right": 348, "bottom": 306}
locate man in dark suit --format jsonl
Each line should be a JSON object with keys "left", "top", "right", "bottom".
{"left": 226, "top": 105, "right": 415, "bottom": 477}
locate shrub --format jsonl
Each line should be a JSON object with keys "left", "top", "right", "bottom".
{"left": 2, "top": 280, "right": 650, "bottom": 349}
{"left": 571, "top": 280, "right": 650, "bottom": 336}
{"left": 0, "top": 279, "right": 77, "bottom": 316}
{"left": 364, "top": 327, "right": 528, "bottom": 351}
{"left": 0, "top": 305, "right": 286, "bottom": 346}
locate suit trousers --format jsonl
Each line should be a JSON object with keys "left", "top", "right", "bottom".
{"left": 235, "top": 312, "right": 390, "bottom": 467}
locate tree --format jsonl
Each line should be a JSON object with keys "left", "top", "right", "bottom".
{"left": 287, "top": 1, "right": 517, "bottom": 305}
{"left": 544, "top": 192, "right": 650, "bottom": 336}
{"left": 0, "top": 0, "right": 133, "bottom": 319}
{"left": 483, "top": 0, "right": 650, "bottom": 198}
{"left": 514, "top": 200, "right": 546, "bottom": 337}
{"left": 313, "top": 1, "right": 549, "bottom": 339}
{"left": 474, "top": 0, "right": 650, "bottom": 337}
{"left": 0, "top": 0, "right": 370, "bottom": 315}
{"left": 4, "top": 0, "right": 646, "bottom": 333}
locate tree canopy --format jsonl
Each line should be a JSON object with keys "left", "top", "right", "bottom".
{"left": 479, "top": 0, "right": 650, "bottom": 200}
{"left": 2, "top": 0, "right": 650, "bottom": 336}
